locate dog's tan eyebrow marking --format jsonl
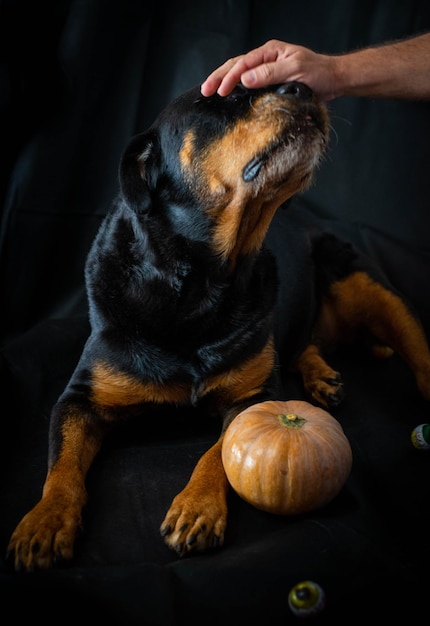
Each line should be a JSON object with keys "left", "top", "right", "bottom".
{"left": 179, "top": 130, "right": 195, "bottom": 169}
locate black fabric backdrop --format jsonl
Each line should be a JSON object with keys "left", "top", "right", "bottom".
{"left": 1, "top": 0, "right": 430, "bottom": 623}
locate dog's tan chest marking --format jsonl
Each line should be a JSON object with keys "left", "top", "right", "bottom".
{"left": 202, "top": 336, "right": 276, "bottom": 402}
{"left": 90, "top": 338, "right": 275, "bottom": 409}
{"left": 179, "top": 130, "right": 195, "bottom": 170}
{"left": 90, "top": 361, "right": 191, "bottom": 406}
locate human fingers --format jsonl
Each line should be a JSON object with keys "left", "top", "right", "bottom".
{"left": 200, "top": 56, "right": 245, "bottom": 96}
{"left": 201, "top": 40, "right": 294, "bottom": 97}
{"left": 201, "top": 54, "right": 276, "bottom": 97}
{"left": 201, "top": 40, "right": 281, "bottom": 96}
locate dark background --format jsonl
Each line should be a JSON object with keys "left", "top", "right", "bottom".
{"left": 1, "top": 1, "right": 430, "bottom": 623}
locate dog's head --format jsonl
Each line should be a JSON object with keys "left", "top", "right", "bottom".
{"left": 120, "top": 82, "right": 329, "bottom": 265}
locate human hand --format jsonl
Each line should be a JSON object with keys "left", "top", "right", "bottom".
{"left": 201, "top": 39, "right": 339, "bottom": 101}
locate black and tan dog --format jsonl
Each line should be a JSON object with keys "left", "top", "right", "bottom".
{"left": 7, "top": 82, "right": 430, "bottom": 570}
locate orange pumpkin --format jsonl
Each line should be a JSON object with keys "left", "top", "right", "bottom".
{"left": 222, "top": 400, "right": 352, "bottom": 515}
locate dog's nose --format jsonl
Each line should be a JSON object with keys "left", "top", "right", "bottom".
{"left": 228, "top": 83, "right": 252, "bottom": 97}
{"left": 276, "top": 82, "right": 314, "bottom": 100}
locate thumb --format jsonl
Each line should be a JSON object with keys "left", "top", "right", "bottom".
{"left": 241, "top": 63, "right": 280, "bottom": 88}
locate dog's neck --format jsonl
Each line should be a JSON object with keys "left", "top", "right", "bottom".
{"left": 210, "top": 196, "right": 287, "bottom": 271}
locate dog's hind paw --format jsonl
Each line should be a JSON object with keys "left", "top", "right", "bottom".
{"left": 306, "top": 372, "right": 345, "bottom": 409}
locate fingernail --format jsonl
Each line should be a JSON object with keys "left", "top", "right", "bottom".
{"left": 244, "top": 70, "right": 257, "bottom": 85}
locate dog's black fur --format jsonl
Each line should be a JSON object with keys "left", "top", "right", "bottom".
{"left": 7, "top": 82, "right": 430, "bottom": 570}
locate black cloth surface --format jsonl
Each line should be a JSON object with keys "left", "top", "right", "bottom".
{"left": 1, "top": 1, "right": 430, "bottom": 623}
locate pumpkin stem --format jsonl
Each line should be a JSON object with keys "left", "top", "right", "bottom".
{"left": 278, "top": 413, "right": 306, "bottom": 428}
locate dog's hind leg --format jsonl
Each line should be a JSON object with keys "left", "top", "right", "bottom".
{"left": 296, "top": 270, "right": 430, "bottom": 407}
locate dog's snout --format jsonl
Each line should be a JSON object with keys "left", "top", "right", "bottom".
{"left": 225, "top": 81, "right": 314, "bottom": 102}
{"left": 276, "top": 82, "right": 314, "bottom": 100}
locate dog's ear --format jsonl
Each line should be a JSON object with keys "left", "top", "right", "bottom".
{"left": 119, "top": 131, "right": 160, "bottom": 212}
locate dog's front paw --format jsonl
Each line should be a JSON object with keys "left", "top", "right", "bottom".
{"left": 7, "top": 498, "right": 82, "bottom": 572}
{"left": 160, "top": 486, "right": 227, "bottom": 557}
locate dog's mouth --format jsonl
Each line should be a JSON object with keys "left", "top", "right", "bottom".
{"left": 242, "top": 110, "right": 327, "bottom": 183}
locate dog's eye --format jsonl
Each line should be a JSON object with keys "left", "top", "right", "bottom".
{"left": 243, "top": 156, "right": 263, "bottom": 182}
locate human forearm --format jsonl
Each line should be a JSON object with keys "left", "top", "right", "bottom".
{"left": 333, "top": 33, "right": 430, "bottom": 100}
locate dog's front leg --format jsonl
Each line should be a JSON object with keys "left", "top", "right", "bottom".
{"left": 7, "top": 403, "right": 108, "bottom": 571}
{"left": 161, "top": 339, "right": 278, "bottom": 556}
{"left": 160, "top": 436, "right": 229, "bottom": 556}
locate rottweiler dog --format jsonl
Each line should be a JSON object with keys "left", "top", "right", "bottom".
{"left": 7, "top": 81, "right": 430, "bottom": 570}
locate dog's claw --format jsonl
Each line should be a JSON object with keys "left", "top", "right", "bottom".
{"left": 326, "top": 396, "right": 343, "bottom": 408}
{"left": 5, "top": 548, "right": 12, "bottom": 565}
{"left": 327, "top": 385, "right": 345, "bottom": 406}
{"left": 6, "top": 550, "right": 22, "bottom": 573}
{"left": 160, "top": 524, "right": 171, "bottom": 537}
{"left": 306, "top": 372, "right": 345, "bottom": 408}
{"left": 161, "top": 481, "right": 227, "bottom": 557}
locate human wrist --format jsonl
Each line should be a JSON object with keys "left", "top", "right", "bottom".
{"left": 330, "top": 54, "right": 356, "bottom": 99}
